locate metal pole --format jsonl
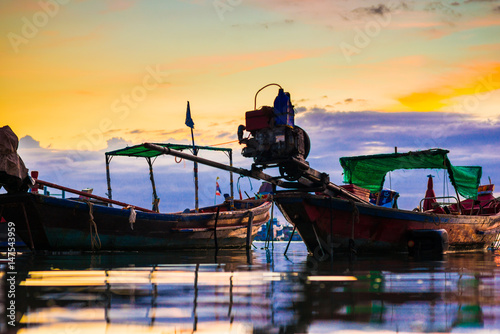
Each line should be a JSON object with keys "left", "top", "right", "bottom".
{"left": 444, "top": 159, "right": 462, "bottom": 214}
{"left": 265, "top": 202, "right": 274, "bottom": 249}
{"left": 284, "top": 225, "right": 296, "bottom": 256}
{"left": 246, "top": 211, "right": 254, "bottom": 249}
{"left": 146, "top": 157, "right": 159, "bottom": 212}
{"left": 105, "top": 154, "right": 112, "bottom": 201}
{"left": 229, "top": 150, "right": 234, "bottom": 210}
{"left": 214, "top": 206, "right": 220, "bottom": 252}
{"left": 191, "top": 128, "right": 199, "bottom": 212}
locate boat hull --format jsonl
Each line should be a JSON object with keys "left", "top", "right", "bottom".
{"left": 274, "top": 192, "right": 500, "bottom": 256}
{"left": 0, "top": 193, "right": 271, "bottom": 251}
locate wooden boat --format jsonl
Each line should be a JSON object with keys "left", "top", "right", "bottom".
{"left": 0, "top": 138, "right": 271, "bottom": 252}
{"left": 0, "top": 192, "right": 270, "bottom": 251}
{"left": 274, "top": 149, "right": 500, "bottom": 257}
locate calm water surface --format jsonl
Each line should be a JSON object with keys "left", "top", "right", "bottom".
{"left": 3, "top": 242, "right": 500, "bottom": 333}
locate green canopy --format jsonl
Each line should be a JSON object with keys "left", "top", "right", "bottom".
{"left": 340, "top": 149, "right": 482, "bottom": 199}
{"left": 106, "top": 143, "right": 231, "bottom": 158}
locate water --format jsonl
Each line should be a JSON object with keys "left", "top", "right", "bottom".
{"left": 3, "top": 242, "right": 500, "bottom": 333}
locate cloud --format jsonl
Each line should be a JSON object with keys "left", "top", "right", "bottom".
{"left": 215, "top": 131, "right": 232, "bottom": 139}
{"left": 19, "top": 135, "right": 41, "bottom": 149}
{"left": 295, "top": 108, "right": 500, "bottom": 165}
{"left": 14, "top": 109, "right": 500, "bottom": 212}
{"left": 352, "top": 4, "right": 391, "bottom": 16}
{"left": 105, "top": 137, "right": 132, "bottom": 151}
{"left": 395, "top": 63, "right": 500, "bottom": 112}
{"left": 423, "top": 1, "right": 462, "bottom": 19}
{"left": 333, "top": 98, "right": 367, "bottom": 106}
{"left": 294, "top": 108, "right": 500, "bottom": 208}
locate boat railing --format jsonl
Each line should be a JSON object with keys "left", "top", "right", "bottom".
{"left": 419, "top": 196, "right": 461, "bottom": 214}
{"left": 32, "top": 178, "right": 155, "bottom": 212}
{"left": 38, "top": 185, "right": 66, "bottom": 198}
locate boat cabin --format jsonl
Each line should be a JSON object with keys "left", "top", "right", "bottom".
{"left": 338, "top": 148, "right": 498, "bottom": 215}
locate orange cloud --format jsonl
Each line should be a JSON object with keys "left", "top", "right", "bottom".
{"left": 397, "top": 63, "right": 500, "bottom": 111}
{"left": 398, "top": 91, "right": 449, "bottom": 111}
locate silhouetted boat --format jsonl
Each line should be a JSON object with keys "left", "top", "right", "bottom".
{"left": 0, "top": 141, "right": 271, "bottom": 252}
{"left": 0, "top": 193, "right": 270, "bottom": 251}
{"left": 274, "top": 149, "right": 500, "bottom": 257}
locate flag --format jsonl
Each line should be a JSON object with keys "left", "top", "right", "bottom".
{"left": 215, "top": 177, "right": 221, "bottom": 196}
{"left": 185, "top": 101, "right": 194, "bottom": 129}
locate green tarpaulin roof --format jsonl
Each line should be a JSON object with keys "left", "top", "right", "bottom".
{"left": 340, "top": 148, "right": 482, "bottom": 199}
{"left": 106, "top": 143, "right": 231, "bottom": 158}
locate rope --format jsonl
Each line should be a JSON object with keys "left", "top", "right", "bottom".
{"left": 209, "top": 139, "right": 239, "bottom": 147}
{"left": 236, "top": 175, "right": 253, "bottom": 200}
{"left": 152, "top": 198, "right": 160, "bottom": 213}
{"left": 430, "top": 212, "right": 441, "bottom": 226}
{"left": 264, "top": 200, "right": 274, "bottom": 248}
{"left": 86, "top": 201, "right": 101, "bottom": 251}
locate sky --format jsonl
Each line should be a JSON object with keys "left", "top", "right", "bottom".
{"left": 1, "top": 0, "right": 499, "bottom": 212}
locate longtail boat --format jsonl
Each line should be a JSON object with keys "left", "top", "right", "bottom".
{"left": 0, "top": 192, "right": 270, "bottom": 251}
{"left": 273, "top": 149, "right": 500, "bottom": 257}
{"left": 230, "top": 85, "right": 500, "bottom": 257}
{"left": 0, "top": 130, "right": 271, "bottom": 252}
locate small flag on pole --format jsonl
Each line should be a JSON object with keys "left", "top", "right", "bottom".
{"left": 185, "top": 101, "right": 194, "bottom": 129}
{"left": 215, "top": 177, "right": 221, "bottom": 196}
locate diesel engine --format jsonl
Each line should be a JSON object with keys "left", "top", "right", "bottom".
{"left": 238, "top": 85, "right": 310, "bottom": 181}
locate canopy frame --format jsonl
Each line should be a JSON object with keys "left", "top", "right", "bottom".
{"left": 105, "top": 143, "right": 234, "bottom": 212}
{"left": 340, "top": 148, "right": 482, "bottom": 200}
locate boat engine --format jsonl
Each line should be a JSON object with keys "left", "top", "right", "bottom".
{"left": 238, "top": 85, "right": 310, "bottom": 181}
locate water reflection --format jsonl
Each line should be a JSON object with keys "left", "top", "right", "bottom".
{"left": 4, "top": 243, "right": 500, "bottom": 333}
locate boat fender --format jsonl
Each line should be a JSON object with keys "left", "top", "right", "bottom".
{"left": 407, "top": 229, "right": 449, "bottom": 258}
{"left": 129, "top": 207, "right": 136, "bottom": 229}
{"left": 123, "top": 205, "right": 137, "bottom": 229}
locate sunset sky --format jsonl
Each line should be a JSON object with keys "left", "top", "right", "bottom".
{"left": 1, "top": 0, "right": 499, "bottom": 211}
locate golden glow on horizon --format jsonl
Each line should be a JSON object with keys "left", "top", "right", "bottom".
{"left": 396, "top": 63, "right": 500, "bottom": 112}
